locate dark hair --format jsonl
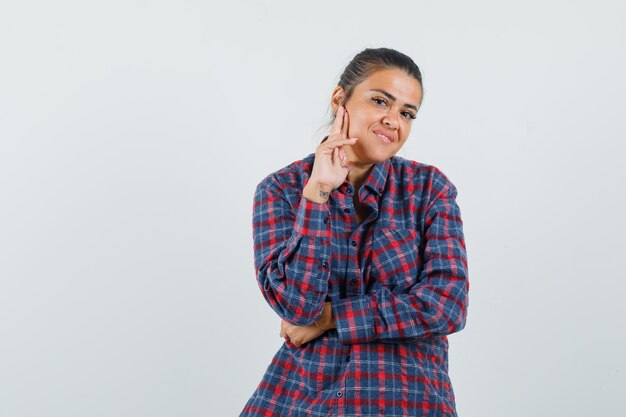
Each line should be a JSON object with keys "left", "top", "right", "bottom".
{"left": 338, "top": 47, "right": 423, "bottom": 106}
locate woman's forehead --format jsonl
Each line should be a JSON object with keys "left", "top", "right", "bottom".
{"left": 356, "top": 68, "right": 423, "bottom": 104}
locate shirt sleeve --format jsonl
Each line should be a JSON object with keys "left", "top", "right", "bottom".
{"left": 331, "top": 182, "right": 469, "bottom": 344}
{"left": 252, "top": 178, "right": 332, "bottom": 326}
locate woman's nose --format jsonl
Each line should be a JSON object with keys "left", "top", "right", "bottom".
{"left": 382, "top": 113, "right": 399, "bottom": 129}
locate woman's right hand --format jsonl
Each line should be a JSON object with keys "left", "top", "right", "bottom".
{"left": 304, "top": 105, "right": 358, "bottom": 202}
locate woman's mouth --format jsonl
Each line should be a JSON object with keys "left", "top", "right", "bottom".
{"left": 375, "top": 132, "right": 392, "bottom": 144}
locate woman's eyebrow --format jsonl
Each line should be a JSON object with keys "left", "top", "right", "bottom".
{"left": 369, "top": 89, "right": 418, "bottom": 111}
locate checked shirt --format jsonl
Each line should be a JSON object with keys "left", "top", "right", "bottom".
{"left": 240, "top": 152, "right": 469, "bottom": 417}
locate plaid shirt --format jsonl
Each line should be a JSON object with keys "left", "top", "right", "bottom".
{"left": 241, "top": 152, "right": 469, "bottom": 417}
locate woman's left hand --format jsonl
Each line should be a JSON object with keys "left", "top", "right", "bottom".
{"left": 280, "top": 320, "right": 324, "bottom": 348}
{"left": 280, "top": 301, "right": 336, "bottom": 348}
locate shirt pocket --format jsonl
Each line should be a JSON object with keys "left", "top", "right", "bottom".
{"left": 364, "top": 227, "right": 422, "bottom": 292}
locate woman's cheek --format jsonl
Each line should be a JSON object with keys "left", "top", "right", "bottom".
{"left": 347, "top": 114, "right": 369, "bottom": 138}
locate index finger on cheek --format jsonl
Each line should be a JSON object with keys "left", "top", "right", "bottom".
{"left": 330, "top": 106, "right": 344, "bottom": 136}
{"left": 341, "top": 110, "right": 348, "bottom": 138}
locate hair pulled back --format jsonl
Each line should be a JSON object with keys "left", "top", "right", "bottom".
{"left": 337, "top": 47, "right": 423, "bottom": 106}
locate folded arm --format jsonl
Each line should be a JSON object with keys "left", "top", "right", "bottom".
{"left": 331, "top": 182, "right": 469, "bottom": 344}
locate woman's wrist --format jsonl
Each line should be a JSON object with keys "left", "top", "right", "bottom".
{"left": 303, "top": 181, "right": 332, "bottom": 204}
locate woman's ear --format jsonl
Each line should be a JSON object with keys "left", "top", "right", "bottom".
{"left": 331, "top": 86, "right": 345, "bottom": 114}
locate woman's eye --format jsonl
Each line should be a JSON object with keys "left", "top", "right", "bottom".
{"left": 402, "top": 111, "right": 417, "bottom": 120}
{"left": 372, "top": 97, "right": 387, "bottom": 106}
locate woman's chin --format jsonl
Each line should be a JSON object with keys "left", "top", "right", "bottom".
{"left": 362, "top": 149, "right": 394, "bottom": 164}
{"left": 351, "top": 142, "right": 397, "bottom": 165}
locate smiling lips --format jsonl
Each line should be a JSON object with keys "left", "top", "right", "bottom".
{"left": 373, "top": 129, "right": 395, "bottom": 144}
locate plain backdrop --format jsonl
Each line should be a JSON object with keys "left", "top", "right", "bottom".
{"left": 1, "top": 1, "right": 625, "bottom": 416}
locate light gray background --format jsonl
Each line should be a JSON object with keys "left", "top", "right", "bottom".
{"left": 1, "top": 1, "right": 624, "bottom": 416}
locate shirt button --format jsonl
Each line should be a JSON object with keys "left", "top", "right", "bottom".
{"left": 323, "top": 216, "right": 329, "bottom": 224}
{"left": 378, "top": 187, "right": 384, "bottom": 193}
{"left": 336, "top": 391, "right": 343, "bottom": 398}
{"left": 321, "top": 261, "right": 329, "bottom": 268}
{"left": 351, "top": 241, "right": 357, "bottom": 247}
{"left": 346, "top": 187, "right": 353, "bottom": 195}
{"left": 344, "top": 208, "right": 351, "bottom": 214}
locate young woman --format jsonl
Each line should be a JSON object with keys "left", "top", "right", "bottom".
{"left": 240, "top": 47, "right": 469, "bottom": 417}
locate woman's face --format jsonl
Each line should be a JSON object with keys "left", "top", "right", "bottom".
{"left": 333, "top": 68, "right": 423, "bottom": 165}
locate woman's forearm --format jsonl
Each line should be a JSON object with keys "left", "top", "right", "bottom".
{"left": 319, "top": 301, "right": 336, "bottom": 331}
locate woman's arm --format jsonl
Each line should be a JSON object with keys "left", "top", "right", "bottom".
{"left": 330, "top": 181, "right": 469, "bottom": 344}
{"left": 253, "top": 106, "right": 357, "bottom": 328}
{"left": 252, "top": 177, "right": 332, "bottom": 327}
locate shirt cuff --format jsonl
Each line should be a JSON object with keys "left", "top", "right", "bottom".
{"left": 292, "top": 195, "right": 331, "bottom": 238}
{"left": 332, "top": 294, "right": 377, "bottom": 344}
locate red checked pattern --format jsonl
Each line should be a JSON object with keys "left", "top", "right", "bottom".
{"left": 241, "top": 152, "right": 469, "bottom": 417}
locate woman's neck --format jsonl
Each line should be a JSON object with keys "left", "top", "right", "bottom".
{"left": 347, "top": 161, "right": 374, "bottom": 191}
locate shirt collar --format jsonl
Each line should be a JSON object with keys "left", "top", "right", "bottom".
{"left": 362, "top": 156, "right": 392, "bottom": 196}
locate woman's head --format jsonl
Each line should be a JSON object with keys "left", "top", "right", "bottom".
{"left": 328, "top": 48, "right": 424, "bottom": 165}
